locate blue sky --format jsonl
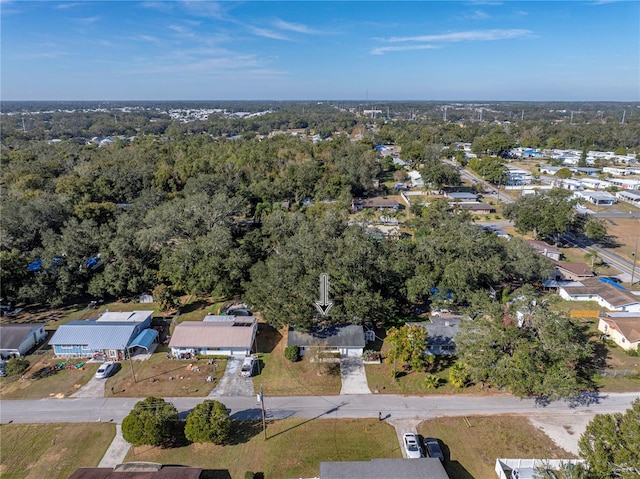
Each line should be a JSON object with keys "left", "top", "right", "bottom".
{"left": 1, "top": 1, "right": 638, "bottom": 101}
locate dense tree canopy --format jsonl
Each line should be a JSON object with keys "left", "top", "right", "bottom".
{"left": 579, "top": 399, "right": 640, "bottom": 479}
{"left": 456, "top": 307, "right": 595, "bottom": 399}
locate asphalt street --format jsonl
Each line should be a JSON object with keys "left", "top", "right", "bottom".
{"left": 2, "top": 392, "right": 639, "bottom": 425}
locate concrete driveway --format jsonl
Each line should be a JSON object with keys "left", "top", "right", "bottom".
{"left": 339, "top": 356, "right": 371, "bottom": 395}
{"left": 208, "top": 357, "right": 255, "bottom": 397}
{"left": 70, "top": 374, "right": 106, "bottom": 398}
{"left": 388, "top": 419, "right": 421, "bottom": 458}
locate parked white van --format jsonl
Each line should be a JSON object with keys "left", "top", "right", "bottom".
{"left": 241, "top": 356, "right": 256, "bottom": 377}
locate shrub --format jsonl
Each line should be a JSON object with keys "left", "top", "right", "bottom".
{"left": 284, "top": 345, "right": 300, "bottom": 362}
{"left": 424, "top": 374, "right": 440, "bottom": 389}
{"left": 5, "top": 357, "right": 29, "bottom": 377}
{"left": 122, "top": 397, "right": 179, "bottom": 447}
{"left": 244, "top": 473, "right": 255, "bottom": 479}
{"left": 185, "top": 399, "right": 231, "bottom": 444}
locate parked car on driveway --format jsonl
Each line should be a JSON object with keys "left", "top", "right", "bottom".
{"left": 423, "top": 437, "right": 444, "bottom": 462}
{"left": 403, "top": 433, "right": 423, "bottom": 459}
{"left": 95, "top": 361, "right": 116, "bottom": 379}
{"left": 241, "top": 357, "right": 256, "bottom": 377}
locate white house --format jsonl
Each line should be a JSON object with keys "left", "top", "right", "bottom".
{"left": 616, "top": 189, "right": 640, "bottom": 206}
{"left": 558, "top": 278, "right": 640, "bottom": 313}
{"left": 609, "top": 178, "right": 640, "bottom": 190}
{"left": 577, "top": 178, "right": 611, "bottom": 190}
{"left": 287, "top": 324, "right": 366, "bottom": 357}
{"left": 555, "top": 178, "right": 584, "bottom": 191}
{"left": 169, "top": 315, "right": 258, "bottom": 358}
{"left": 574, "top": 190, "right": 617, "bottom": 205}
{"left": 603, "top": 167, "right": 631, "bottom": 176}
{"left": 496, "top": 459, "right": 586, "bottom": 479}
{"left": 598, "top": 313, "right": 640, "bottom": 352}
{"left": 505, "top": 166, "right": 533, "bottom": 185}
{"left": 0, "top": 323, "right": 47, "bottom": 358}
{"left": 407, "top": 170, "right": 424, "bottom": 188}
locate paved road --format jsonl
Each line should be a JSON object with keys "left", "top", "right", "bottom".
{"left": 2, "top": 392, "right": 638, "bottom": 424}
{"left": 562, "top": 232, "right": 639, "bottom": 280}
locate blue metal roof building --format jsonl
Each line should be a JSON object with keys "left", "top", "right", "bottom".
{"left": 49, "top": 319, "right": 152, "bottom": 360}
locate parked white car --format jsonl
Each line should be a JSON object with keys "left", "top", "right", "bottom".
{"left": 403, "top": 433, "right": 423, "bottom": 459}
{"left": 95, "top": 361, "right": 116, "bottom": 379}
{"left": 241, "top": 357, "right": 256, "bottom": 377}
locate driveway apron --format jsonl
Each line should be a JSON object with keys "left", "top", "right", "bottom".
{"left": 208, "top": 357, "right": 255, "bottom": 397}
{"left": 70, "top": 375, "right": 106, "bottom": 398}
{"left": 339, "top": 356, "right": 371, "bottom": 395}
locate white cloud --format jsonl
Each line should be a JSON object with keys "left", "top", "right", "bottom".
{"left": 383, "top": 29, "right": 532, "bottom": 43}
{"left": 465, "top": 9, "right": 491, "bottom": 20}
{"left": 54, "top": 2, "right": 81, "bottom": 9}
{"left": 370, "top": 44, "right": 440, "bottom": 55}
{"left": 247, "top": 25, "right": 291, "bottom": 41}
{"left": 73, "top": 16, "right": 100, "bottom": 24}
{"left": 272, "top": 18, "right": 321, "bottom": 35}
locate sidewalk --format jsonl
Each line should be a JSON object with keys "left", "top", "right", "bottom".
{"left": 98, "top": 424, "right": 131, "bottom": 468}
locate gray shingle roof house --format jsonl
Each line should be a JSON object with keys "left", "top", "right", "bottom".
{"left": 411, "top": 317, "right": 464, "bottom": 355}
{"left": 320, "top": 458, "right": 449, "bottom": 479}
{"left": 287, "top": 324, "right": 366, "bottom": 358}
{"left": 0, "top": 323, "right": 47, "bottom": 358}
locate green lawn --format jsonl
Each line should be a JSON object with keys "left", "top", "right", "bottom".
{"left": 417, "top": 416, "right": 576, "bottom": 479}
{"left": 252, "top": 324, "right": 341, "bottom": 396}
{"left": 0, "top": 423, "right": 115, "bottom": 479}
{"left": 125, "top": 418, "right": 401, "bottom": 479}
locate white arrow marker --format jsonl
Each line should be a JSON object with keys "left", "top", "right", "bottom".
{"left": 314, "top": 273, "right": 333, "bottom": 317}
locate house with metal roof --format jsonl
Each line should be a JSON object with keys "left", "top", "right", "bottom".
{"left": 169, "top": 315, "right": 258, "bottom": 358}
{"left": 320, "top": 458, "right": 449, "bottom": 479}
{"left": 526, "top": 240, "right": 562, "bottom": 261}
{"left": 616, "top": 189, "right": 640, "bottom": 205}
{"left": 288, "top": 324, "right": 366, "bottom": 358}
{"left": 0, "top": 323, "right": 47, "bottom": 359}
{"left": 495, "top": 459, "right": 585, "bottom": 479}
{"left": 49, "top": 311, "right": 154, "bottom": 360}
{"left": 574, "top": 190, "right": 617, "bottom": 205}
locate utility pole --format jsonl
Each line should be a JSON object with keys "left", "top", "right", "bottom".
{"left": 631, "top": 237, "right": 638, "bottom": 285}
{"left": 127, "top": 347, "right": 137, "bottom": 383}
{"left": 258, "top": 384, "right": 267, "bottom": 440}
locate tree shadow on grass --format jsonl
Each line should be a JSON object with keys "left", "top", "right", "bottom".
{"left": 198, "top": 471, "right": 233, "bottom": 479}
{"left": 226, "top": 420, "right": 264, "bottom": 445}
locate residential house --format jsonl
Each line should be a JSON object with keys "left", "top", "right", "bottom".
{"left": 540, "top": 166, "right": 562, "bottom": 175}
{"left": 552, "top": 262, "right": 594, "bottom": 281}
{"left": 577, "top": 178, "right": 611, "bottom": 190}
{"left": 505, "top": 166, "right": 533, "bottom": 185}
{"left": 555, "top": 178, "right": 584, "bottom": 191}
{"left": 445, "top": 192, "right": 479, "bottom": 201}
{"left": 412, "top": 316, "right": 464, "bottom": 355}
{"left": 571, "top": 167, "right": 601, "bottom": 177}
{"left": 320, "top": 458, "right": 449, "bottom": 479}
{"left": 452, "top": 202, "right": 493, "bottom": 215}
{"left": 609, "top": 178, "right": 640, "bottom": 190}
{"left": 408, "top": 171, "right": 425, "bottom": 188}
{"left": 526, "top": 240, "right": 563, "bottom": 261}
{"left": 616, "top": 189, "right": 640, "bottom": 206}
{"left": 603, "top": 166, "right": 631, "bottom": 176}
{"left": 0, "top": 323, "right": 47, "bottom": 359}
{"left": 558, "top": 278, "right": 640, "bottom": 312}
{"left": 598, "top": 313, "right": 640, "bottom": 352}
{"left": 169, "top": 315, "right": 258, "bottom": 358}
{"left": 49, "top": 310, "right": 154, "bottom": 360}
{"left": 495, "top": 459, "right": 585, "bottom": 479}
{"left": 287, "top": 324, "right": 366, "bottom": 358}
{"left": 574, "top": 190, "right": 617, "bottom": 205}
{"left": 69, "top": 462, "right": 204, "bottom": 479}
{"left": 352, "top": 198, "right": 400, "bottom": 211}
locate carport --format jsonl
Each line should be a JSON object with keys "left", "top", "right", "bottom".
{"left": 128, "top": 329, "right": 158, "bottom": 356}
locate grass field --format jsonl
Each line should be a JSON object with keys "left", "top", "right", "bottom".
{"left": 125, "top": 418, "right": 401, "bottom": 479}
{"left": 252, "top": 324, "right": 341, "bottom": 396}
{"left": 0, "top": 423, "right": 115, "bottom": 479}
{"left": 0, "top": 352, "right": 100, "bottom": 399}
{"left": 417, "top": 416, "right": 576, "bottom": 479}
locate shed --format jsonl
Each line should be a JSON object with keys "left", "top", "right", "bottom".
{"left": 0, "top": 323, "right": 47, "bottom": 358}
{"left": 287, "top": 324, "right": 366, "bottom": 357}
